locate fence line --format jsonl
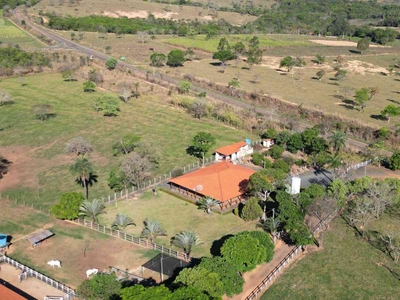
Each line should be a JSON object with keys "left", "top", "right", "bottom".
{"left": 108, "top": 266, "right": 144, "bottom": 282}
{"left": 0, "top": 255, "right": 76, "bottom": 299}
{"left": 244, "top": 209, "right": 337, "bottom": 300}
{"left": 345, "top": 159, "right": 373, "bottom": 173}
{"left": 71, "top": 218, "right": 189, "bottom": 261}
{"left": 99, "top": 155, "right": 215, "bottom": 206}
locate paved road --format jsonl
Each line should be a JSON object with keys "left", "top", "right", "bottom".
{"left": 14, "top": 9, "right": 376, "bottom": 154}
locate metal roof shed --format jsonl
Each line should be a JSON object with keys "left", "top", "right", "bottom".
{"left": 26, "top": 230, "right": 54, "bottom": 247}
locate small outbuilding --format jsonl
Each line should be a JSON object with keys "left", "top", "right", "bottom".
{"left": 26, "top": 230, "right": 54, "bottom": 248}
{"left": 215, "top": 141, "right": 253, "bottom": 162}
{"left": 261, "top": 138, "right": 274, "bottom": 148}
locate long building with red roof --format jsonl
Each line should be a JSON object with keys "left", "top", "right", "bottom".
{"left": 169, "top": 161, "right": 255, "bottom": 209}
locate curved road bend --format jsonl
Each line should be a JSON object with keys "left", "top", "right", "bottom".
{"left": 15, "top": 9, "right": 370, "bottom": 152}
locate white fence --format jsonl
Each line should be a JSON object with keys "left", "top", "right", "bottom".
{"left": 0, "top": 255, "right": 76, "bottom": 299}
{"left": 345, "top": 159, "right": 373, "bottom": 173}
{"left": 98, "top": 156, "right": 215, "bottom": 206}
{"left": 71, "top": 218, "right": 189, "bottom": 261}
{"left": 244, "top": 210, "right": 337, "bottom": 300}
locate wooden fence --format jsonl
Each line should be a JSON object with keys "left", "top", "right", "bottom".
{"left": 0, "top": 255, "right": 76, "bottom": 299}
{"left": 72, "top": 218, "right": 188, "bottom": 261}
{"left": 244, "top": 210, "right": 337, "bottom": 300}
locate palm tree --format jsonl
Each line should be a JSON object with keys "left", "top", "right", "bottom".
{"left": 257, "top": 217, "right": 281, "bottom": 244}
{"left": 112, "top": 213, "right": 135, "bottom": 231}
{"left": 197, "top": 197, "right": 218, "bottom": 214}
{"left": 171, "top": 230, "right": 201, "bottom": 258}
{"left": 141, "top": 218, "right": 167, "bottom": 242}
{"left": 70, "top": 158, "right": 95, "bottom": 199}
{"left": 329, "top": 154, "right": 343, "bottom": 179}
{"left": 328, "top": 131, "right": 347, "bottom": 154}
{"left": 79, "top": 199, "right": 105, "bottom": 223}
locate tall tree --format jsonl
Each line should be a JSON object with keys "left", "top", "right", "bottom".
{"left": 381, "top": 105, "right": 399, "bottom": 122}
{"left": 112, "top": 134, "right": 141, "bottom": 156}
{"left": 354, "top": 87, "right": 370, "bottom": 111}
{"left": 187, "top": 132, "right": 216, "bottom": 166}
{"left": 357, "top": 37, "right": 370, "bottom": 54}
{"left": 213, "top": 37, "right": 236, "bottom": 67}
{"left": 78, "top": 273, "right": 121, "bottom": 300}
{"left": 122, "top": 152, "right": 153, "bottom": 190}
{"left": 66, "top": 137, "right": 93, "bottom": 158}
{"left": 70, "top": 158, "right": 95, "bottom": 199}
{"left": 328, "top": 130, "right": 346, "bottom": 154}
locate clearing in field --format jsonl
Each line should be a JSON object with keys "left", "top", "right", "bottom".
{"left": 0, "top": 10, "right": 42, "bottom": 48}
{"left": 0, "top": 73, "right": 255, "bottom": 209}
{"left": 0, "top": 202, "right": 160, "bottom": 288}
{"left": 98, "top": 190, "right": 257, "bottom": 258}
{"left": 262, "top": 216, "right": 400, "bottom": 299}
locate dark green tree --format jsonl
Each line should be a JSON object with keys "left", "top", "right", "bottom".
{"left": 94, "top": 96, "right": 120, "bottom": 116}
{"left": 105, "top": 57, "right": 118, "bottom": 70}
{"left": 150, "top": 53, "right": 166, "bottom": 67}
{"left": 187, "top": 132, "right": 216, "bottom": 166}
{"left": 70, "top": 158, "right": 96, "bottom": 199}
{"left": 357, "top": 37, "right": 370, "bottom": 54}
{"left": 167, "top": 49, "right": 185, "bottom": 67}
{"left": 241, "top": 197, "right": 263, "bottom": 221}
{"left": 77, "top": 273, "right": 121, "bottom": 300}
{"left": 389, "top": 152, "right": 400, "bottom": 170}
{"left": 381, "top": 105, "right": 399, "bottom": 123}
{"left": 83, "top": 81, "right": 96, "bottom": 92}
{"left": 238, "top": 231, "right": 274, "bottom": 263}
{"left": 121, "top": 285, "right": 171, "bottom": 300}
{"left": 221, "top": 233, "right": 266, "bottom": 272}
{"left": 268, "top": 145, "right": 284, "bottom": 159}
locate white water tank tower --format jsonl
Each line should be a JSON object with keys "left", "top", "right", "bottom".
{"left": 290, "top": 176, "right": 301, "bottom": 195}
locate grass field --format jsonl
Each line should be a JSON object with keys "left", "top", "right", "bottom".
{"left": 159, "top": 53, "right": 400, "bottom": 129}
{"left": 0, "top": 73, "right": 255, "bottom": 209}
{"left": 262, "top": 216, "right": 400, "bottom": 300}
{"left": 98, "top": 190, "right": 258, "bottom": 258}
{"left": 29, "top": 0, "right": 256, "bottom": 26}
{"left": 0, "top": 10, "right": 42, "bottom": 48}
{"left": 161, "top": 34, "right": 312, "bottom": 53}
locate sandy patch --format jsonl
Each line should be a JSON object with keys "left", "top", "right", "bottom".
{"left": 309, "top": 39, "right": 388, "bottom": 48}
{"left": 101, "top": 10, "right": 178, "bottom": 19}
{"left": 260, "top": 56, "right": 282, "bottom": 69}
{"left": 344, "top": 60, "right": 387, "bottom": 75}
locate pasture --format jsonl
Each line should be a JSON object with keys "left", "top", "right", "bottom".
{"left": 261, "top": 215, "right": 400, "bottom": 299}
{"left": 28, "top": 0, "right": 257, "bottom": 26}
{"left": 0, "top": 73, "right": 255, "bottom": 209}
{"left": 0, "top": 10, "right": 42, "bottom": 48}
{"left": 0, "top": 201, "right": 159, "bottom": 287}
{"left": 98, "top": 190, "right": 258, "bottom": 258}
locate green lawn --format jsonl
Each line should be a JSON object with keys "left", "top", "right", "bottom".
{"left": 161, "top": 34, "right": 312, "bottom": 53}
{"left": 0, "top": 73, "right": 255, "bottom": 209}
{"left": 262, "top": 217, "right": 400, "bottom": 300}
{"left": 0, "top": 12, "right": 42, "bottom": 48}
{"left": 98, "top": 190, "right": 258, "bottom": 258}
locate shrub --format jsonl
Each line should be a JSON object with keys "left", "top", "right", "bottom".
{"left": 105, "top": 57, "right": 117, "bottom": 70}
{"left": 273, "top": 159, "right": 290, "bottom": 173}
{"left": 51, "top": 192, "right": 84, "bottom": 220}
{"left": 268, "top": 145, "right": 284, "bottom": 159}
{"left": 171, "top": 167, "right": 184, "bottom": 177}
{"left": 94, "top": 96, "right": 120, "bottom": 116}
{"left": 261, "top": 128, "right": 278, "bottom": 139}
{"left": 389, "top": 152, "right": 400, "bottom": 170}
{"left": 150, "top": 53, "right": 166, "bottom": 67}
{"left": 0, "top": 90, "right": 14, "bottom": 106}
{"left": 83, "top": 81, "right": 96, "bottom": 92}
{"left": 241, "top": 197, "right": 263, "bottom": 221}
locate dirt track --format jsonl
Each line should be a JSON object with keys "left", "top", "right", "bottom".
{"left": 309, "top": 39, "right": 389, "bottom": 47}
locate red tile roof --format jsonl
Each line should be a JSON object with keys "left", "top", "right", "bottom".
{"left": 215, "top": 141, "right": 248, "bottom": 156}
{"left": 0, "top": 284, "right": 27, "bottom": 300}
{"left": 170, "top": 161, "right": 255, "bottom": 202}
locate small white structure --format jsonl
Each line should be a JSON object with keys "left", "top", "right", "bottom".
{"left": 86, "top": 268, "right": 99, "bottom": 278}
{"left": 290, "top": 176, "right": 301, "bottom": 195}
{"left": 215, "top": 141, "right": 253, "bottom": 162}
{"left": 47, "top": 260, "right": 61, "bottom": 268}
{"left": 262, "top": 138, "right": 274, "bottom": 148}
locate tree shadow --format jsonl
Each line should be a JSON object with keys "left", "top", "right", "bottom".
{"left": 348, "top": 49, "right": 362, "bottom": 54}
{"left": 311, "top": 76, "right": 319, "bottom": 80}
{"left": 342, "top": 99, "right": 357, "bottom": 106}
{"left": 370, "top": 114, "right": 386, "bottom": 121}
{"left": 63, "top": 79, "right": 78, "bottom": 82}
{"left": 327, "top": 81, "right": 340, "bottom": 86}
{"left": 209, "top": 62, "right": 222, "bottom": 67}
{"left": 333, "top": 94, "right": 344, "bottom": 100}
{"left": 210, "top": 234, "right": 234, "bottom": 256}
{"left": 0, "top": 157, "right": 12, "bottom": 178}
{"left": 394, "top": 79, "right": 400, "bottom": 82}
{"left": 388, "top": 99, "right": 400, "bottom": 105}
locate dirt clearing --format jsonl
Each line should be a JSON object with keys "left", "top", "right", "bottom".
{"left": 309, "top": 39, "right": 389, "bottom": 48}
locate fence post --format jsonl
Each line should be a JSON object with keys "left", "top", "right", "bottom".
{"left": 108, "top": 195, "right": 110, "bottom": 202}
{"left": 114, "top": 193, "right": 116, "bottom": 200}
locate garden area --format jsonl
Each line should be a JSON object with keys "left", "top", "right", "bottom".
{"left": 98, "top": 190, "right": 258, "bottom": 258}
